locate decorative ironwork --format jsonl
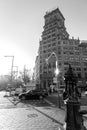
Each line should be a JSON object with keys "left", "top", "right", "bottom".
{"left": 63, "top": 64, "right": 87, "bottom": 130}
{"left": 64, "top": 64, "right": 79, "bottom": 100}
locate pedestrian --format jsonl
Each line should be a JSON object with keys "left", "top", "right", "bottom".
{"left": 50, "top": 84, "right": 54, "bottom": 93}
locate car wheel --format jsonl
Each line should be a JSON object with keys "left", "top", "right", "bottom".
{"left": 22, "top": 96, "right": 25, "bottom": 100}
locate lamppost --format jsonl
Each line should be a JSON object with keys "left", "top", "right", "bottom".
{"left": 4, "top": 55, "right": 14, "bottom": 81}
{"left": 4, "top": 56, "right": 14, "bottom": 94}
{"left": 12, "top": 66, "right": 19, "bottom": 92}
{"left": 46, "top": 52, "right": 61, "bottom": 108}
{"left": 63, "top": 64, "right": 87, "bottom": 130}
{"left": 13, "top": 66, "right": 18, "bottom": 80}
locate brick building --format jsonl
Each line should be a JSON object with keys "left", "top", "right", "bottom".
{"left": 35, "top": 8, "right": 87, "bottom": 90}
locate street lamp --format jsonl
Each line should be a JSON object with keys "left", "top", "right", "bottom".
{"left": 46, "top": 52, "right": 61, "bottom": 108}
{"left": 13, "top": 66, "right": 18, "bottom": 79}
{"left": 63, "top": 64, "right": 87, "bottom": 130}
{"left": 13, "top": 66, "right": 18, "bottom": 89}
{"left": 4, "top": 56, "right": 14, "bottom": 95}
{"left": 4, "top": 55, "right": 14, "bottom": 81}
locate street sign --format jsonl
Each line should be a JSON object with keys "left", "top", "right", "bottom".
{"left": 53, "top": 77, "right": 57, "bottom": 83}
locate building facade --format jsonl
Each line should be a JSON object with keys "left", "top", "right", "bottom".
{"left": 35, "top": 8, "right": 87, "bottom": 89}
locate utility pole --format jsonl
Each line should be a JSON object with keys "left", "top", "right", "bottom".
{"left": 13, "top": 66, "right": 18, "bottom": 85}
{"left": 4, "top": 55, "right": 14, "bottom": 81}
{"left": 4, "top": 56, "right": 14, "bottom": 95}
{"left": 24, "top": 65, "right": 26, "bottom": 85}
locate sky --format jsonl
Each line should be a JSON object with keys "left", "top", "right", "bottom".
{"left": 0, "top": 0, "right": 87, "bottom": 75}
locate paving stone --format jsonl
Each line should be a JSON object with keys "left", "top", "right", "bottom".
{"left": 1, "top": 91, "right": 87, "bottom": 130}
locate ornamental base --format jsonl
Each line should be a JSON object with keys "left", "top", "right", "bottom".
{"left": 64, "top": 98, "right": 87, "bottom": 130}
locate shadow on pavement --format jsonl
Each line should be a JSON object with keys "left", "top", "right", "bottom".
{"left": 21, "top": 99, "right": 51, "bottom": 107}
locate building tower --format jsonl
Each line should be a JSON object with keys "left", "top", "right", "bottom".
{"left": 36, "top": 8, "right": 83, "bottom": 90}
{"left": 39, "top": 8, "right": 69, "bottom": 89}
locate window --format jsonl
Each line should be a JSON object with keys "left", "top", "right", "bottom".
{"left": 52, "top": 43, "right": 56, "bottom": 46}
{"left": 77, "top": 73, "right": 81, "bottom": 79}
{"left": 85, "top": 73, "right": 87, "bottom": 79}
{"left": 58, "top": 56, "right": 62, "bottom": 60}
{"left": 47, "top": 35, "right": 51, "bottom": 39}
{"left": 40, "top": 56, "right": 42, "bottom": 59}
{"left": 69, "top": 41, "right": 73, "bottom": 45}
{"left": 58, "top": 46, "right": 61, "bottom": 50}
{"left": 69, "top": 47, "right": 74, "bottom": 50}
{"left": 75, "top": 47, "right": 79, "bottom": 50}
{"left": 64, "top": 67, "right": 68, "bottom": 71}
{"left": 40, "top": 60, "right": 42, "bottom": 63}
{"left": 82, "top": 57, "right": 87, "bottom": 61}
{"left": 75, "top": 52, "right": 79, "bottom": 55}
{"left": 48, "top": 53, "right": 51, "bottom": 57}
{"left": 58, "top": 62, "right": 62, "bottom": 66}
{"left": 77, "top": 68, "right": 81, "bottom": 71}
{"left": 52, "top": 48, "right": 56, "bottom": 51}
{"left": 48, "top": 71, "right": 52, "bottom": 74}
{"left": 40, "top": 66, "right": 42, "bottom": 72}
{"left": 52, "top": 33, "right": 56, "bottom": 37}
{"left": 73, "top": 62, "right": 79, "bottom": 66}
{"left": 70, "top": 57, "right": 74, "bottom": 61}
{"left": 43, "top": 71, "right": 47, "bottom": 74}
{"left": 84, "top": 62, "right": 87, "bottom": 66}
{"left": 43, "top": 65, "right": 47, "bottom": 69}
{"left": 63, "top": 41, "right": 67, "bottom": 44}
{"left": 63, "top": 47, "right": 68, "bottom": 50}
{"left": 43, "top": 37, "right": 47, "bottom": 40}
{"left": 63, "top": 51, "right": 67, "bottom": 54}
{"left": 53, "top": 62, "right": 56, "bottom": 68}
{"left": 58, "top": 41, "right": 61, "bottom": 45}
{"left": 69, "top": 52, "right": 74, "bottom": 55}
{"left": 47, "top": 49, "right": 51, "bottom": 52}
{"left": 48, "top": 44, "right": 51, "bottom": 47}
{"left": 72, "top": 68, "right": 75, "bottom": 71}
{"left": 58, "top": 51, "right": 61, "bottom": 55}
{"left": 48, "top": 63, "right": 51, "bottom": 68}
{"left": 52, "top": 38, "right": 56, "bottom": 41}
{"left": 43, "top": 50, "right": 46, "bottom": 53}
{"left": 64, "top": 62, "right": 68, "bottom": 65}
{"left": 84, "top": 68, "right": 87, "bottom": 71}
{"left": 43, "top": 45, "right": 47, "bottom": 49}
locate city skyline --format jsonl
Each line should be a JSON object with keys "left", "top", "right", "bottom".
{"left": 0, "top": 0, "right": 87, "bottom": 75}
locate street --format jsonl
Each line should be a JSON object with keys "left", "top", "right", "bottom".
{"left": 0, "top": 91, "right": 62, "bottom": 130}
{"left": 0, "top": 91, "right": 87, "bottom": 130}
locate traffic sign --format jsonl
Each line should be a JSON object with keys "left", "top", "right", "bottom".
{"left": 53, "top": 77, "right": 57, "bottom": 83}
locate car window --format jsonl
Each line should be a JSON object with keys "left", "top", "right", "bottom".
{"left": 26, "top": 90, "right": 31, "bottom": 94}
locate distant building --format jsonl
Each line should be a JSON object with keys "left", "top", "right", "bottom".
{"left": 35, "top": 8, "right": 87, "bottom": 89}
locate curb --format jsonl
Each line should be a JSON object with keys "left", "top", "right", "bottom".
{"left": 34, "top": 107, "right": 64, "bottom": 126}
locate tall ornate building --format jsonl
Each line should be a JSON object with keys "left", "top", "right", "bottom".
{"left": 35, "top": 8, "right": 87, "bottom": 89}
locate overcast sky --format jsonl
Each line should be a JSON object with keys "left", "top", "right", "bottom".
{"left": 0, "top": 0, "right": 87, "bottom": 75}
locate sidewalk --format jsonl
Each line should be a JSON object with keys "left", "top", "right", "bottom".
{"left": 6, "top": 92, "right": 87, "bottom": 129}
{"left": 41, "top": 93, "right": 87, "bottom": 128}
{"left": 34, "top": 106, "right": 65, "bottom": 125}
{"left": 35, "top": 105, "right": 87, "bottom": 129}
{"left": 1, "top": 91, "right": 63, "bottom": 130}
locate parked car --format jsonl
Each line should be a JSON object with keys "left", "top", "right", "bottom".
{"left": 35, "top": 89, "right": 48, "bottom": 96}
{"left": 19, "top": 89, "right": 46, "bottom": 100}
{"left": 14, "top": 86, "right": 24, "bottom": 96}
